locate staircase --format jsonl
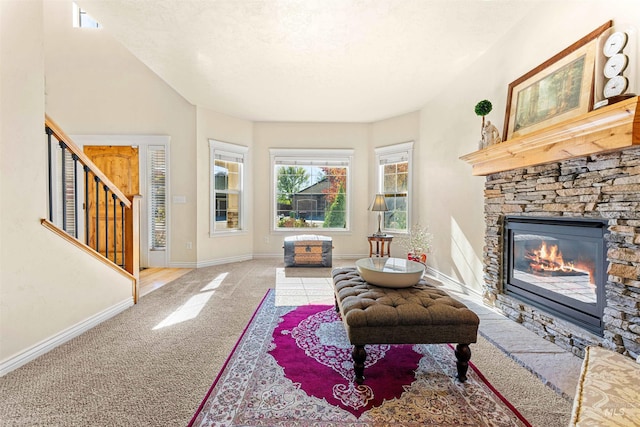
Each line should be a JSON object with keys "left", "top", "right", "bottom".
{"left": 43, "top": 115, "right": 140, "bottom": 302}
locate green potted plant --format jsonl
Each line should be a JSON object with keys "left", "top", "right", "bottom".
{"left": 475, "top": 99, "right": 492, "bottom": 129}
{"left": 475, "top": 99, "right": 493, "bottom": 149}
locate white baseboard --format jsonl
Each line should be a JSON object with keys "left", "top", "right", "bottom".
{"left": 425, "top": 266, "right": 484, "bottom": 299}
{"left": 332, "top": 254, "right": 370, "bottom": 259}
{"left": 195, "top": 254, "right": 254, "bottom": 268}
{"left": 166, "top": 261, "right": 199, "bottom": 268}
{"left": 251, "top": 253, "right": 369, "bottom": 260}
{"left": 0, "top": 297, "right": 133, "bottom": 377}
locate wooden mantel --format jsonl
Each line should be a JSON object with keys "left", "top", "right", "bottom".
{"left": 460, "top": 96, "right": 640, "bottom": 176}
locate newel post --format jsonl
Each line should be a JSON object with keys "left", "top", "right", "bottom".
{"left": 125, "top": 195, "right": 142, "bottom": 303}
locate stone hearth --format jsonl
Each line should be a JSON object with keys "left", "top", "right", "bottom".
{"left": 482, "top": 147, "right": 640, "bottom": 358}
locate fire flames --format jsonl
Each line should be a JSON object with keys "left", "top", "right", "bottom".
{"left": 525, "top": 242, "right": 594, "bottom": 284}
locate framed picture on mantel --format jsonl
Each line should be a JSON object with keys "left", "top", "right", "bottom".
{"left": 503, "top": 21, "right": 612, "bottom": 141}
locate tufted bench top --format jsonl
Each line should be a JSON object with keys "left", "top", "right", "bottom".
{"left": 332, "top": 267, "right": 479, "bottom": 346}
{"left": 332, "top": 266, "right": 479, "bottom": 383}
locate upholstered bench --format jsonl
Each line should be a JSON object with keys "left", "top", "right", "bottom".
{"left": 332, "top": 267, "right": 480, "bottom": 384}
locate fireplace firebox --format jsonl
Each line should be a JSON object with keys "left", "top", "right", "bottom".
{"left": 503, "top": 217, "right": 607, "bottom": 336}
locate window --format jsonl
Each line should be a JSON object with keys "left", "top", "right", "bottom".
{"left": 375, "top": 142, "right": 413, "bottom": 233}
{"left": 271, "top": 149, "right": 353, "bottom": 231}
{"left": 72, "top": 2, "right": 100, "bottom": 28}
{"left": 148, "top": 146, "right": 167, "bottom": 250}
{"left": 210, "top": 140, "right": 248, "bottom": 234}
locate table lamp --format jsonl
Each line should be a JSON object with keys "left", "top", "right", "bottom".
{"left": 369, "top": 194, "right": 388, "bottom": 236}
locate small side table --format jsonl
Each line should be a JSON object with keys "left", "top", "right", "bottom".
{"left": 368, "top": 235, "right": 393, "bottom": 257}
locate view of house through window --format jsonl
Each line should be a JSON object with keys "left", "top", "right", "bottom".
{"left": 376, "top": 142, "right": 413, "bottom": 233}
{"left": 272, "top": 149, "right": 352, "bottom": 230}
{"left": 214, "top": 159, "right": 241, "bottom": 230}
{"left": 210, "top": 140, "right": 247, "bottom": 233}
{"left": 382, "top": 161, "right": 408, "bottom": 230}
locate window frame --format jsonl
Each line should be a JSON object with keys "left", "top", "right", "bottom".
{"left": 375, "top": 141, "right": 414, "bottom": 235}
{"left": 148, "top": 145, "right": 167, "bottom": 251}
{"left": 270, "top": 148, "right": 354, "bottom": 233}
{"left": 72, "top": 2, "right": 101, "bottom": 28}
{"left": 209, "top": 139, "right": 248, "bottom": 236}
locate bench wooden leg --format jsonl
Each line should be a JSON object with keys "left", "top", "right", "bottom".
{"left": 352, "top": 345, "right": 366, "bottom": 384}
{"left": 455, "top": 343, "right": 471, "bottom": 382}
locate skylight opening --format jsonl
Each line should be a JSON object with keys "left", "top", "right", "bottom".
{"left": 72, "top": 2, "right": 100, "bottom": 29}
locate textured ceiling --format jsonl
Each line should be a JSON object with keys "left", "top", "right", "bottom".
{"left": 77, "top": 0, "right": 539, "bottom": 122}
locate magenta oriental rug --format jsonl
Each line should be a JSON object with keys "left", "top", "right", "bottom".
{"left": 188, "top": 290, "right": 531, "bottom": 427}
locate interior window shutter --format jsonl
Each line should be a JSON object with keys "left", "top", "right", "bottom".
{"left": 149, "top": 146, "right": 166, "bottom": 250}
{"left": 64, "top": 150, "right": 77, "bottom": 236}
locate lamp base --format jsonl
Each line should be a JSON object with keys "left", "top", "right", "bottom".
{"left": 373, "top": 212, "right": 386, "bottom": 237}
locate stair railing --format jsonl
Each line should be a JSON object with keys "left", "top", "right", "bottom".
{"left": 44, "top": 115, "right": 139, "bottom": 299}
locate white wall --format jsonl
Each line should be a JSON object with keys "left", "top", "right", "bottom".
{"left": 417, "top": 0, "right": 640, "bottom": 294}
{"left": 43, "top": 0, "right": 198, "bottom": 266}
{"left": 197, "top": 111, "right": 421, "bottom": 261}
{"left": 196, "top": 107, "right": 255, "bottom": 265}
{"left": 252, "top": 122, "right": 371, "bottom": 257}
{"left": 370, "top": 111, "right": 421, "bottom": 257}
{"left": 0, "top": 0, "right": 132, "bottom": 370}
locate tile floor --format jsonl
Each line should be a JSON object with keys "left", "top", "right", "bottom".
{"left": 274, "top": 267, "right": 336, "bottom": 307}
{"left": 452, "top": 292, "right": 583, "bottom": 399}
{"left": 274, "top": 262, "right": 583, "bottom": 400}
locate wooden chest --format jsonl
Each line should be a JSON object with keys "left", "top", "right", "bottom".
{"left": 283, "top": 235, "right": 333, "bottom": 267}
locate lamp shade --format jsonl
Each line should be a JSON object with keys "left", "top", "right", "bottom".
{"left": 369, "top": 194, "right": 388, "bottom": 212}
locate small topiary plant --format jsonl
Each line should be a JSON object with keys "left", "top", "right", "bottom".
{"left": 474, "top": 99, "right": 493, "bottom": 129}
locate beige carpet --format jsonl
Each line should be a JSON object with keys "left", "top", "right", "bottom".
{"left": 0, "top": 258, "right": 571, "bottom": 426}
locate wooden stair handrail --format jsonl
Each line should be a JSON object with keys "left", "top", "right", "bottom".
{"left": 125, "top": 195, "right": 141, "bottom": 303}
{"left": 45, "top": 114, "right": 131, "bottom": 208}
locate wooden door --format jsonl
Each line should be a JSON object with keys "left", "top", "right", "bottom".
{"left": 84, "top": 146, "right": 139, "bottom": 265}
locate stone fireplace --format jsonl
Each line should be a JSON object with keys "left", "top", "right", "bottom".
{"left": 483, "top": 148, "right": 640, "bottom": 358}
{"left": 461, "top": 97, "right": 640, "bottom": 359}
{"left": 503, "top": 216, "right": 607, "bottom": 336}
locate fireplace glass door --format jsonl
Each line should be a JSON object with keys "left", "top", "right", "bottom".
{"left": 504, "top": 217, "right": 606, "bottom": 335}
